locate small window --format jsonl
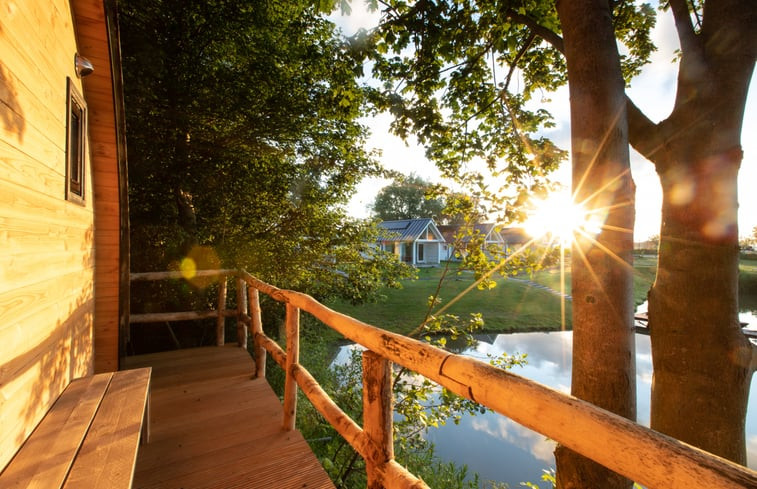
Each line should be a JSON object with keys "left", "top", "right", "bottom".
{"left": 66, "top": 78, "right": 87, "bottom": 204}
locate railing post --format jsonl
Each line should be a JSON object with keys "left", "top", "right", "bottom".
{"left": 282, "top": 303, "right": 300, "bottom": 431}
{"left": 236, "top": 277, "right": 248, "bottom": 349}
{"left": 216, "top": 276, "right": 227, "bottom": 346}
{"left": 363, "top": 350, "right": 394, "bottom": 489}
{"left": 249, "top": 287, "right": 266, "bottom": 378}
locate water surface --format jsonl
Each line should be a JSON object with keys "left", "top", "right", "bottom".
{"left": 424, "top": 332, "right": 757, "bottom": 487}
{"left": 335, "top": 331, "right": 757, "bottom": 487}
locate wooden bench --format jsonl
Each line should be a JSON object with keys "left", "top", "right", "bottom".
{"left": 0, "top": 368, "right": 151, "bottom": 488}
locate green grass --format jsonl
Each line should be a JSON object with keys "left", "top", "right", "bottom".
{"left": 740, "top": 260, "right": 757, "bottom": 310}
{"left": 329, "top": 262, "right": 571, "bottom": 335}
{"left": 529, "top": 254, "right": 657, "bottom": 306}
{"left": 327, "top": 257, "right": 757, "bottom": 337}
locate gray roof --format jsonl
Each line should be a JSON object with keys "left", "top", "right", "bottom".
{"left": 500, "top": 227, "right": 530, "bottom": 244}
{"left": 437, "top": 223, "right": 500, "bottom": 243}
{"left": 377, "top": 218, "right": 442, "bottom": 243}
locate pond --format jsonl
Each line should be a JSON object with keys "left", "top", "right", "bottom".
{"left": 334, "top": 331, "right": 757, "bottom": 488}
{"left": 635, "top": 299, "right": 757, "bottom": 330}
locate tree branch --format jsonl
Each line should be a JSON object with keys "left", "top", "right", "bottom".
{"left": 626, "top": 95, "right": 663, "bottom": 164}
{"left": 668, "top": 0, "right": 701, "bottom": 55}
{"left": 688, "top": 0, "right": 703, "bottom": 30}
{"left": 504, "top": 31, "right": 537, "bottom": 92}
{"left": 506, "top": 10, "right": 564, "bottom": 54}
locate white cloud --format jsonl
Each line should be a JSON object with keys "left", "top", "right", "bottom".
{"left": 471, "top": 417, "right": 557, "bottom": 464}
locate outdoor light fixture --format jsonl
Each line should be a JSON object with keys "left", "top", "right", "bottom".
{"left": 75, "top": 53, "right": 94, "bottom": 77}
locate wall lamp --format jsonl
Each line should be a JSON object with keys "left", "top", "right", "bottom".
{"left": 75, "top": 53, "right": 94, "bottom": 77}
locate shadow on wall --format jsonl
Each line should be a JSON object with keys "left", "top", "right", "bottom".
{"left": 0, "top": 61, "right": 26, "bottom": 143}
{"left": 0, "top": 297, "right": 95, "bottom": 470}
{"left": 0, "top": 230, "right": 95, "bottom": 470}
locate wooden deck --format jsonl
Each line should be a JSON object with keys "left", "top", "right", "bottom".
{"left": 123, "top": 346, "right": 335, "bottom": 489}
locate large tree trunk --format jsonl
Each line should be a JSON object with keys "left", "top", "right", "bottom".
{"left": 626, "top": 0, "right": 757, "bottom": 464}
{"left": 650, "top": 146, "right": 752, "bottom": 464}
{"left": 554, "top": 1, "right": 636, "bottom": 488}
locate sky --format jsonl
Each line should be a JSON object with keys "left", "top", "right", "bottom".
{"left": 331, "top": 4, "right": 756, "bottom": 242}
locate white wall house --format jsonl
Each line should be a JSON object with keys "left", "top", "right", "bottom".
{"left": 437, "top": 223, "right": 506, "bottom": 261}
{"left": 377, "top": 219, "right": 445, "bottom": 266}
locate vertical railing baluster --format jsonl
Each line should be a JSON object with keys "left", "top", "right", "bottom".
{"left": 363, "top": 350, "right": 394, "bottom": 488}
{"left": 249, "top": 287, "right": 266, "bottom": 378}
{"left": 216, "top": 276, "right": 227, "bottom": 346}
{"left": 282, "top": 303, "right": 300, "bottom": 431}
{"left": 236, "top": 277, "right": 247, "bottom": 349}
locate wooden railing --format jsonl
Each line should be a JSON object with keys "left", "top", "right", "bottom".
{"left": 129, "top": 270, "right": 757, "bottom": 489}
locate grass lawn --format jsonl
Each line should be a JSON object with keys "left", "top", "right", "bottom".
{"left": 327, "top": 257, "right": 757, "bottom": 337}
{"left": 740, "top": 259, "right": 757, "bottom": 310}
{"left": 529, "top": 254, "right": 657, "bottom": 306}
{"left": 329, "top": 262, "right": 572, "bottom": 335}
{"left": 328, "top": 256, "right": 757, "bottom": 334}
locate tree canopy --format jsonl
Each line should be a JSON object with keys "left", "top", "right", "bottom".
{"left": 120, "top": 0, "right": 411, "bottom": 303}
{"left": 371, "top": 174, "right": 445, "bottom": 220}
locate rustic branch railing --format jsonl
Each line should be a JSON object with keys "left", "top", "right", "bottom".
{"left": 129, "top": 270, "right": 756, "bottom": 489}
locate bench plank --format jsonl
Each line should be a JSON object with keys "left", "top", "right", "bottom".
{"left": 63, "top": 368, "right": 151, "bottom": 489}
{"left": 0, "top": 373, "right": 113, "bottom": 489}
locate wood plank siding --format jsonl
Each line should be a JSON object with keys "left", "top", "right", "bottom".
{"left": 71, "top": 0, "right": 127, "bottom": 373}
{"left": 0, "top": 0, "right": 123, "bottom": 471}
{"left": 124, "top": 346, "right": 336, "bottom": 489}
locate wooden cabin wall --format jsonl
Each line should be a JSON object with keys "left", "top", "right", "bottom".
{"left": 0, "top": 0, "right": 98, "bottom": 469}
{"left": 73, "top": 0, "right": 125, "bottom": 374}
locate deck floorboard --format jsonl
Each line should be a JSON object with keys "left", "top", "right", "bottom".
{"left": 124, "top": 346, "right": 335, "bottom": 489}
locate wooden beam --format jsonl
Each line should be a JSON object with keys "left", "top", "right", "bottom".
{"left": 216, "top": 278, "right": 227, "bottom": 346}
{"left": 249, "top": 287, "right": 267, "bottom": 378}
{"left": 236, "top": 277, "right": 248, "bottom": 349}
{"left": 259, "top": 335, "right": 286, "bottom": 369}
{"left": 291, "top": 364, "right": 379, "bottom": 462}
{"left": 363, "top": 351, "right": 394, "bottom": 489}
{"left": 129, "top": 310, "right": 234, "bottom": 323}
{"left": 282, "top": 304, "right": 300, "bottom": 431}
{"left": 130, "top": 270, "right": 235, "bottom": 282}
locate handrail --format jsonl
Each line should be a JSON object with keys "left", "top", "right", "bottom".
{"left": 130, "top": 270, "right": 757, "bottom": 488}
{"left": 129, "top": 270, "right": 247, "bottom": 349}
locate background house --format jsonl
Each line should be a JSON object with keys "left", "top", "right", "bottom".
{"left": 500, "top": 227, "right": 531, "bottom": 254}
{"left": 438, "top": 223, "right": 506, "bottom": 261}
{"left": 377, "top": 218, "right": 444, "bottom": 266}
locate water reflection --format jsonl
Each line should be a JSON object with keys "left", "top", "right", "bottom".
{"left": 636, "top": 300, "right": 757, "bottom": 330}
{"left": 424, "top": 332, "right": 755, "bottom": 487}
{"left": 336, "top": 332, "right": 756, "bottom": 488}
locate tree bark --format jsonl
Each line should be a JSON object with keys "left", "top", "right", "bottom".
{"left": 627, "top": 0, "right": 757, "bottom": 464}
{"left": 650, "top": 149, "right": 752, "bottom": 464}
{"left": 554, "top": 1, "right": 636, "bottom": 488}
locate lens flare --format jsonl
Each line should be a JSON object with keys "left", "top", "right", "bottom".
{"left": 180, "top": 257, "right": 197, "bottom": 279}
{"left": 523, "top": 192, "right": 602, "bottom": 245}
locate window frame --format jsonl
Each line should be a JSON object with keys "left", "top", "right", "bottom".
{"left": 65, "top": 77, "right": 87, "bottom": 205}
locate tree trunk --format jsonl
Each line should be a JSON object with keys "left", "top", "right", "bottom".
{"left": 555, "top": 1, "right": 636, "bottom": 488}
{"left": 649, "top": 147, "right": 752, "bottom": 464}
{"left": 626, "top": 0, "right": 757, "bottom": 464}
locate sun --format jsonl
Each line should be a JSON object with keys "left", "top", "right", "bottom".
{"left": 523, "top": 192, "right": 602, "bottom": 245}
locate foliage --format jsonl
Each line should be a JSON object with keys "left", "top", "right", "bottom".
{"left": 343, "top": 0, "right": 654, "bottom": 223}
{"left": 371, "top": 173, "right": 446, "bottom": 221}
{"left": 742, "top": 227, "right": 757, "bottom": 249}
{"left": 120, "top": 0, "right": 410, "bottom": 305}
{"left": 520, "top": 468, "right": 556, "bottom": 488}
